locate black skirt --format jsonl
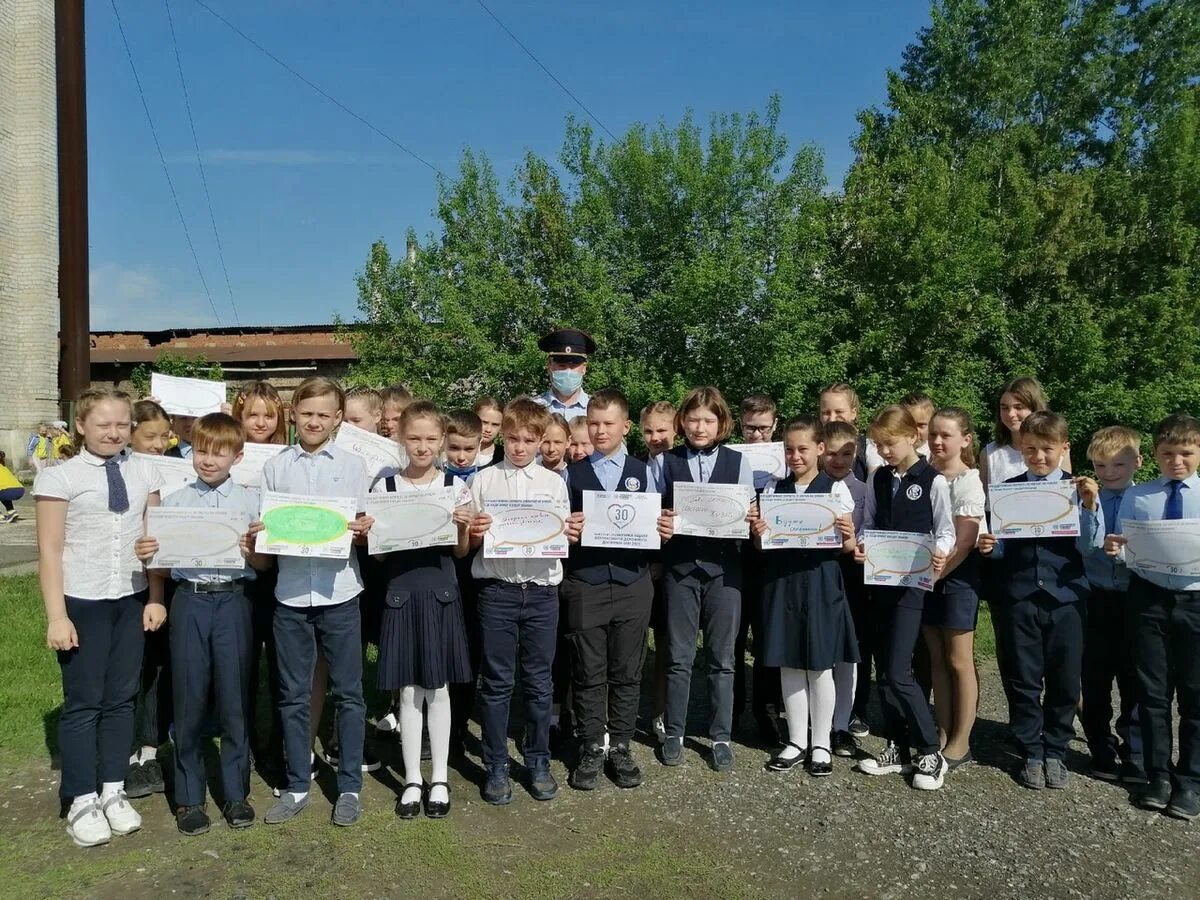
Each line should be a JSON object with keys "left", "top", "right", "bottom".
{"left": 760, "top": 555, "right": 859, "bottom": 671}
{"left": 377, "top": 585, "right": 473, "bottom": 691}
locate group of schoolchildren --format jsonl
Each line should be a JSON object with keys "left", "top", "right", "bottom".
{"left": 34, "top": 349, "right": 1200, "bottom": 850}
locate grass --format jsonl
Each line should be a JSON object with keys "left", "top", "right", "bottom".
{"left": 0, "top": 574, "right": 62, "bottom": 771}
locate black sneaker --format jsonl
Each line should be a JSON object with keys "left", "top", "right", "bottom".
{"left": 1119, "top": 759, "right": 1149, "bottom": 784}
{"left": 143, "top": 757, "right": 166, "bottom": 793}
{"left": 124, "top": 761, "right": 153, "bottom": 799}
{"left": 222, "top": 799, "right": 255, "bottom": 828}
{"left": 529, "top": 763, "right": 559, "bottom": 801}
{"left": 709, "top": 742, "right": 735, "bottom": 772}
{"left": 832, "top": 730, "right": 859, "bottom": 758}
{"left": 483, "top": 767, "right": 513, "bottom": 806}
{"left": 848, "top": 715, "right": 870, "bottom": 738}
{"left": 176, "top": 804, "right": 211, "bottom": 836}
{"left": 660, "top": 735, "right": 683, "bottom": 766}
{"left": 1139, "top": 777, "right": 1172, "bottom": 811}
{"left": 1089, "top": 756, "right": 1120, "bottom": 782}
{"left": 1166, "top": 788, "right": 1199, "bottom": 821}
{"left": 569, "top": 744, "right": 605, "bottom": 791}
{"left": 606, "top": 743, "right": 643, "bottom": 789}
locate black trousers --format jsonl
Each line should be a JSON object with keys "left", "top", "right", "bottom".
{"left": 450, "top": 568, "right": 482, "bottom": 739}
{"left": 733, "top": 551, "right": 778, "bottom": 725}
{"left": 868, "top": 593, "right": 939, "bottom": 755}
{"left": 170, "top": 587, "right": 253, "bottom": 806}
{"left": 562, "top": 572, "right": 653, "bottom": 746}
{"left": 842, "top": 557, "right": 872, "bottom": 719}
{"left": 997, "top": 592, "right": 1084, "bottom": 761}
{"left": 1080, "top": 587, "right": 1141, "bottom": 764}
{"left": 246, "top": 573, "right": 283, "bottom": 767}
{"left": 57, "top": 593, "right": 146, "bottom": 800}
{"left": 135, "top": 624, "right": 172, "bottom": 749}
{"left": 1130, "top": 576, "right": 1200, "bottom": 791}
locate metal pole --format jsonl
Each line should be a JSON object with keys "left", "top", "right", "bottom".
{"left": 56, "top": 0, "right": 90, "bottom": 403}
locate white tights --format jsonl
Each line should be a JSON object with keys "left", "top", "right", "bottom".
{"left": 833, "top": 660, "right": 858, "bottom": 732}
{"left": 399, "top": 684, "right": 451, "bottom": 804}
{"left": 779, "top": 667, "right": 835, "bottom": 762}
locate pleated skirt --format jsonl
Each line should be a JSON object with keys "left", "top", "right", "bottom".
{"left": 760, "top": 559, "right": 860, "bottom": 671}
{"left": 377, "top": 585, "right": 473, "bottom": 691}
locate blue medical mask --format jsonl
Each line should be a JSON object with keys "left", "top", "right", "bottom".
{"left": 444, "top": 463, "right": 478, "bottom": 479}
{"left": 550, "top": 369, "right": 584, "bottom": 395}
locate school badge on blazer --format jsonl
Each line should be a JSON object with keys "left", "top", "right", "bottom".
{"left": 906, "top": 484, "right": 924, "bottom": 501}
{"left": 624, "top": 477, "right": 641, "bottom": 491}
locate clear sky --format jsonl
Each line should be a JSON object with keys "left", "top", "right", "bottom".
{"left": 85, "top": 0, "right": 933, "bottom": 331}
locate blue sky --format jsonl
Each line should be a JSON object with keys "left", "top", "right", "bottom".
{"left": 87, "top": 0, "right": 933, "bottom": 331}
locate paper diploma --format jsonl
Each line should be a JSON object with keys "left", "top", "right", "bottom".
{"left": 581, "top": 490, "right": 661, "bottom": 551}
{"left": 484, "top": 498, "right": 568, "bottom": 559}
{"left": 672, "top": 482, "right": 755, "bottom": 540}
{"left": 147, "top": 507, "right": 247, "bottom": 569}
{"left": 230, "top": 443, "right": 287, "bottom": 487}
{"left": 365, "top": 488, "right": 458, "bottom": 553}
{"left": 759, "top": 493, "right": 843, "bottom": 550}
{"left": 255, "top": 491, "right": 356, "bottom": 559}
{"left": 863, "top": 529, "right": 936, "bottom": 591}
{"left": 988, "top": 480, "right": 1080, "bottom": 538}
{"left": 150, "top": 373, "right": 226, "bottom": 417}
{"left": 727, "top": 442, "right": 786, "bottom": 483}
{"left": 136, "top": 453, "right": 196, "bottom": 498}
{"left": 1123, "top": 519, "right": 1200, "bottom": 578}
{"left": 334, "top": 422, "right": 403, "bottom": 478}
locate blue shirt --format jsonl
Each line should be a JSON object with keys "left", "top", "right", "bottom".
{"left": 1117, "top": 473, "right": 1200, "bottom": 591}
{"left": 262, "top": 441, "right": 371, "bottom": 607}
{"left": 651, "top": 445, "right": 756, "bottom": 492}
{"left": 564, "top": 447, "right": 628, "bottom": 493}
{"left": 161, "top": 476, "right": 260, "bottom": 583}
{"left": 1083, "top": 485, "right": 1130, "bottom": 591}
{"left": 990, "top": 469, "right": 1105, "bottom": 560}
{"left": 535, "top": 389, "right": 589, "bottom": 422}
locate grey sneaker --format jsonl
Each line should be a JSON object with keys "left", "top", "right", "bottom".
{"left": 331, "top": 792, "right": 362, "bottom": 826}
{"left": 660, "top": 735, "right": 683, "bottom": 766}
{"left": 1017, "top": 758, "right": 1046, "bottom": 790}
{"left": 1045, "top": 758, "right": 1070, "bottom": 789}
{"left": 264, "top": 792, "right": 309, "bottom": 824}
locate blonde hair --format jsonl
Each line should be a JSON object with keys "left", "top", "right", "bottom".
{"left": 291, "top": 376, "right": 345, "bottom": 412}
{"left": 191, "top": 412, "right": 246, "bottom": 455}
{"left": 381, "top": 384, "right": 412, "bottom": 410}
{"left": 1087, "top": 426, "right": 1142, "bottom": 461}
{"left": 868, "top": 405, "right": 919, "bottom": 444}
{"left": 544, "top": 413, "right": 571, "bottom": 440}
{"left": 675, "top": 386, "right": 735, "bottom": 443}
{"left": 640, "top": 400, "right": 676, "bottom": 423}
{"left": 820, "top": 382, "right": 860, "bottom": 414}
{"left": 73, "top": 388, "right": 133, "bottom": 451}
{"left": 346, "top": 386, "right": 383, "bottom": 413}
{"left": 231, "top": 380, "right": 288, "bottom": 444}
{"left": 399, "top": 400, "right": 445, "bottom": 435}
{"left": 502, "top": 397, "right": 551, "bottom": 438}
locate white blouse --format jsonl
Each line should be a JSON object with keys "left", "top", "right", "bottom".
{"left": 33, "top": 447, "right": 163, "bottom": 600}
{"left": 983, "top": 441, "right": 1026, "bottom": 485}
{"left": 946, "top": 468, "right": 986, "bottom": 522}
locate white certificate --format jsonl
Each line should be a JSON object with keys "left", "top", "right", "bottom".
{"left": 759, "top": 493, "right": 843, "bottom": 550}
{"left": 672, "top": 482, "right": 755, "bottom": 540}
{"left": 1123, "top": 519, "right": 1200, "bottom": 578}
{"left": 727, "top": 442, "right": 786, "bottom": 483}
{"left": 484, "top": 498, "right": 568, "bottom": 559}
{"left": 150, "top": 373, "right": 226, "bottom": 417}
{"left": 147, "top": 507, "right": 247, "bottom": 569}
{"left": 136, "top": 453, "right": 195, "bottom": 498}
{"left": 334, "top": 422, "right": 402, "bottom": 478}
{"left": 230, "top": 443, "right": 288, "bottom": 487}
{"left": 863, "top": 529, "right": 936, "bottom": 592}
{"left": 365, "top": 488, "right": 458, "bottom": 553}
{"left": 988, "top": 480, "right": 1080, "bottom": 539}
{"left": 255, "top": 491, "right": 356, "bottom": 559}
{"left": 581, "top": 490, "right": 661, "bottom": 551}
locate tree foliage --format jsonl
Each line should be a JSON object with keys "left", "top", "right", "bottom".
{"left": 346, "top": 0, "right": 1200, "bottom": 461}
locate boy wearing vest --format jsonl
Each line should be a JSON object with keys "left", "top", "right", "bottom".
{"left": 1107, "top": 414, "right": 1200, "bottom": 820}
{"left": 979, "top": 411, "right": 1103, "bottom": 790}
{"left": 561, "top": 390, "right": 654, "bottom": 790}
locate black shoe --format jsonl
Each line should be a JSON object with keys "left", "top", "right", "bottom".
{"left": 765, "top": 742, "right": 807, "bottom": 772}
{"left": 807, "top": 747, "right": 833, "bottom": 777}
{"left": 1089, "top": 756, "right": 1120, "bottom": 782}
{"left": 606, "top": 743, "right": 643, "bottom": 789}
{"left": 1139, "top": 777, "right": 1172, "bottom": 811}
{"left": 709, "top": 742, "right": 735, "bottom": 772}
{"left": 424, "top": 781, "right": 451, "bottom": 819}
{"left": 1119, "top": 759, "right": 1148, "bottom": 784}
{"left": 1166, "top": 788, "right": 1199, "bottom": 820}
{"left": 483, "top": 768, "right": 513, "bottom": 806}
{"left": 569, "top": 744, "right": 605, "bottom": 791}
{"left": 222, "top": 799, "right": 255, "bottom": 828}
{"left": 142, "top": 757, "right": 166, "bottom": 794}
{"left": 125, "top": 761, "right": 152, "bottom": 799}
{"left": 660, "top": 735, "right": 683, "bottom": 767}
{"left": 848, "top": 715, "right": 869, "bottom": 738}
{"left": 529, "top": 764, "right": 559, "bottom": 801}
{"left": 396, "top": 782, "right": 422, "bottom": 819}
{"left": 832, "top": 730, "right": 859, "bottom": 758}
{"left": 176, "top": 804, "right": 211, "bottom": 836}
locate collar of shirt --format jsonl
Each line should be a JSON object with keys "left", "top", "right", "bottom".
{"left": 78, "top": 447, "right": 126, "bottom": 467}
{"left": 541, "top": 389, "right": 589, "bottom": 411}
{"left": 295, "top": 441, "right": 335, "bottom": 460}
{"left": 685, "top": 445, "right": 718, "bottom": 459}
{"left": 588, "top": 448, "right": 627, "bottom": 468}
{"left": 1159, "top": 473, "right": 1200, "bottom": 490}
{"left": 500, "top": 459, "right": 537, "bottom": 480}
{"left": 192, "top": 476, "right": 235, "bottom": 498}
{"left": 1025, "top": 468, "right": 1062, "bottom": 482}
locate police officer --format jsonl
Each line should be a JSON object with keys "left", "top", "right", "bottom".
{"left": 535, "top": 328, "right": 596, "bottom": 422}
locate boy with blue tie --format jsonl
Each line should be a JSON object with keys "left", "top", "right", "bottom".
{"left": 1107, "top": 413, "right": 1200, "bottom": 820}
{"left": 978, "top": 411, "right": 1103, "bottom": 790}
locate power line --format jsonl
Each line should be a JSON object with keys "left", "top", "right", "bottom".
{"left": 474, "top": 0, "right": 618, "bottom": 142}
{"left": 110, "top": 0, "right": 223, "bottom": 326}
{"left": 163, "top": 0, "right": 241, "bottom": 327}
{"left": 189, "top": 0, "right": 444, "bottom": 176}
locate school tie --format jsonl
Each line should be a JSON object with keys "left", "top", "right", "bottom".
{"left": 1165, "top": 480, "right": 1184, "bottom": 520}
{"left": 697, "top": 449, "right": 713, "bottom": 483}
{"left": 105, "top": 458, "right": 130, "bottom": 514}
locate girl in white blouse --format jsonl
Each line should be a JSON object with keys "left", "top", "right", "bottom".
{"left": 922, "top": 408, "right": 986, "bottom": 769}
{"left": 34, "top": 389, "right": 166, "bottom": 848}
{"left": 980, "top": 376, "right": 1071, "bottom": 486}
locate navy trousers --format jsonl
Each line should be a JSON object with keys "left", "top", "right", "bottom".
{"left": 1080, "top": 587, "right": 1141, "bottom": 765}
{"left": 998, "top": 592, "right": 1084, "bottom": 761}
{"left": 476, "top": 580, "right": 559, "bottom": 771}
{"left": 1130, "top": 576, "right": 1200, "bottom": 792}
{"left": 57, "top": 593, "right": 146, "bottom": 800}
{"left": 868, "top": 593, "right": 939, "bottom": 755}
{"left": 274, "top": 597, "right": 365, "bottom": 794}
{"left": 170, "top": 586, "right": 253, "bottom": 806}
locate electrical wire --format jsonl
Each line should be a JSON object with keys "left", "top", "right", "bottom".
{"left": 111, "top": 0, "right": 223, "bottom": 326}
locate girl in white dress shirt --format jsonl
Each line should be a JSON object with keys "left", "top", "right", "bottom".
{"left": 34, "top": 389, "right": 166, "bottom": 848}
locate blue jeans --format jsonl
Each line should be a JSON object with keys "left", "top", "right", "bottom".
{"left": 274, "top": 597, "right": 365, "bottom": 794}
{"left": 476, "top": 581, "right": 559, "bottom": 771}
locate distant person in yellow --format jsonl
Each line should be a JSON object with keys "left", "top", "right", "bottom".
{"left": 27, "top": 423, "right": 51, "bottom": 474}
{"left": 50, "top": 420, "right": 74, "bottom": 464}
{"left": 0, "top": 450, "right": 25, "bottom": 523}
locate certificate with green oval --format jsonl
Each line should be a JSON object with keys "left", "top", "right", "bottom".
{"left": 863, "top": 529, "right": 936, "bottom": 592}
{"left": 256, "top": 490, "right": 357, "bottom": 559}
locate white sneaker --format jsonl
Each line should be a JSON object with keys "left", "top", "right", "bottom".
{"left": 375, "top": 711, "right": 399, "bottom": 733}
{"left": 653, "top": 716, "right": 666, "bottom": 745}
{"left": 912, "top": 751, "right": 948, "bottom": 791}
{"left": 856, "top": 741, "right": 913, "bottom": 776}
{"left": 101, "top": 791, "right": 142, "bottom": 835}
{"left": 66, "top": 799, "right": 111, "bottom": 848}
